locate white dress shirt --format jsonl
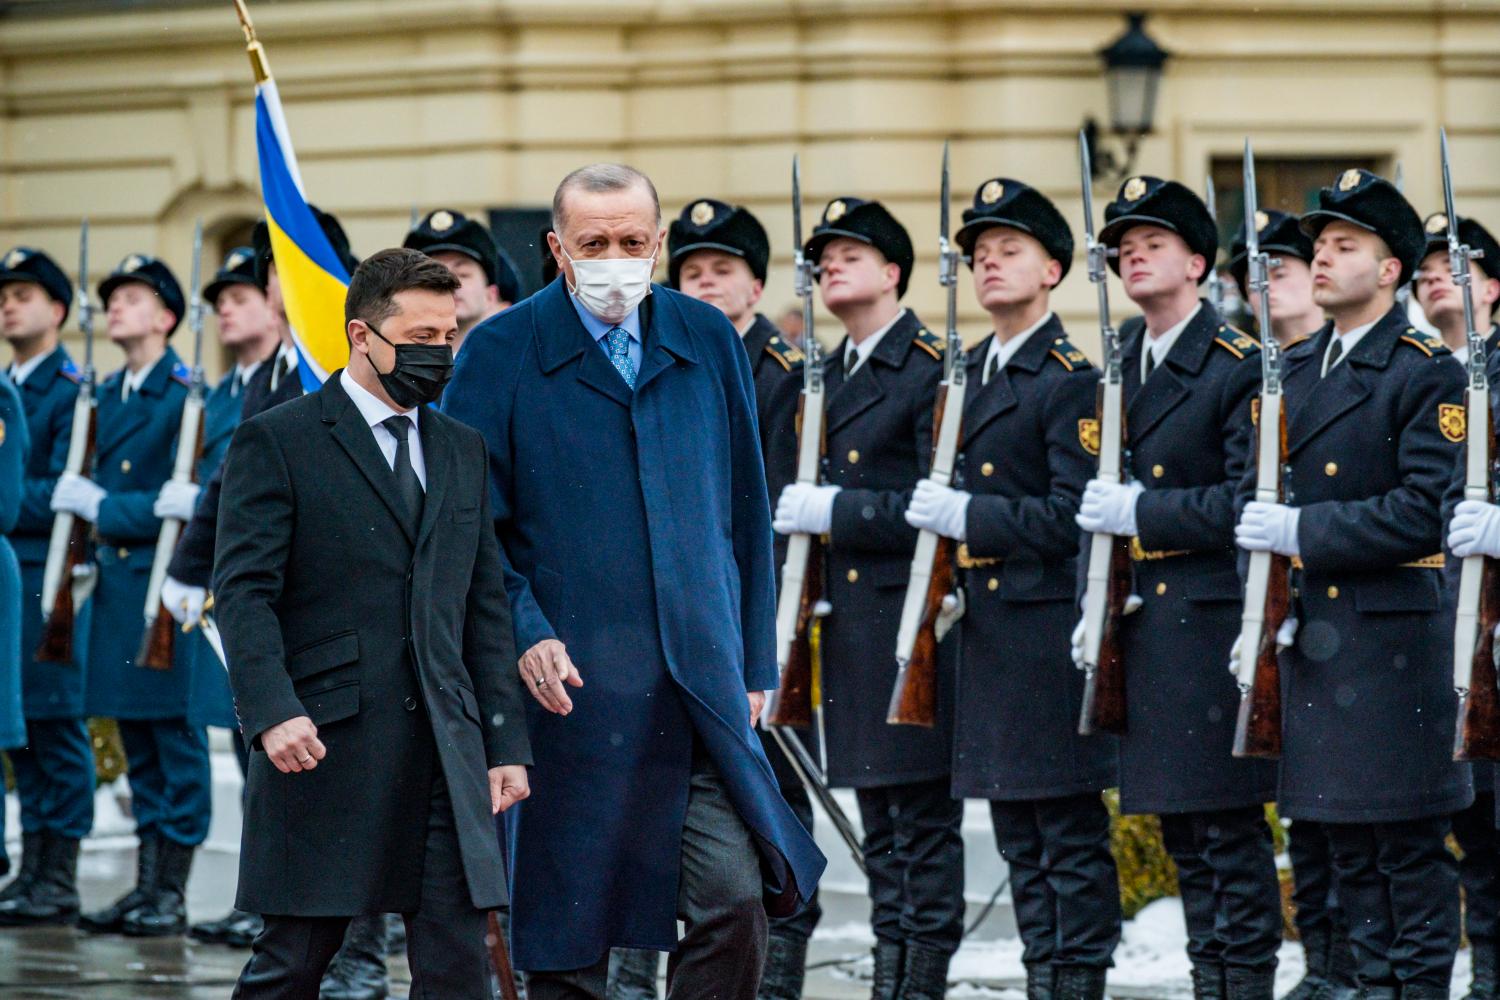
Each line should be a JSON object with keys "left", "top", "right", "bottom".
{"left": 1141, "top": 302, "right": 1202, "bottom": 383}
{"left": 1322, "top": 318, "right": 1378, "bottom": 376}
{"left": 843, "top": 308, "right": 908, "bottom": 377}
{"left": 232, "top": 358, "right": 264, "bottom": 397}
{"left": 983, "top": 311, "right": 1054, "bottom": 382}
{"left": 340, "top": 368, "right": 426, "bottom": 489}
{"left": 121, "top": 362, "right": 151, "bottom": 402}
{"left": 7, "top": 347, "right": 54, "bottom": 387}
{"left": 269, "top": 342, "right": 299, "bottom": 392}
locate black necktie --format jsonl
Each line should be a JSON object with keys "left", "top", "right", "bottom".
{"left": 381, "top": 415, "right": 423, "bottom": 527}
{"left": 272, "top": 352, "right": 291, "bottom": 391}
{"left": 844, "top": 348, "right": 857, "bottom": 378}
{"left": 985, "top": 353, "right": 1001, "bottom": 385}
{"left": 1324, "top": 337, "right": 1344, "bottom": 376}
{"left": 1143, "top": 349, "right": 1157, "bottom": 382}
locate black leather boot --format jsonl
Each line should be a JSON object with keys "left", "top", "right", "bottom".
{"left": 319, "top": 914, "right": 389, "bottom": 1000}
{"left": 0, "top": 832, "right": 80, "bottom": 927}
{"left": 383, "top": 912, "right": 405, "bottom": 957}
{"left": 1467, "top": 941, "right": 1499, "bottom": 1000}
{"left": 1025, "top": 963, "right": 1056, "bottom": 1000}
{"left": 79, "top": 830, "right": 159, "bottom": 933}
{"left": 872, "top": 940, "right": 905, "bottom": 1000}
{"left": 758, "top": 931, "right": 809, "bottom": 1000}
{"left": 1405, "top": 985, "right": 1455, "bottom": 1000}
{"left": 122, "top": 838, "right": 192, "bottom": 937}
{"left": 0, "top": 830, "right": 44, "bottom": 903}
{"left": 1053, "top": 965, "right": 1108, "bottom": 1000}
{"left": 895, "top": 943, "right": 950, "bottom": 1000}
{"left": 1191, "top": 962, "right": 1227, "bottom": 1000}
{"left": 1225, "top": 964, "right": 1276, "bottom": 1000}
{"left": 190, "top": 908, "right": 263, "bottom": 947}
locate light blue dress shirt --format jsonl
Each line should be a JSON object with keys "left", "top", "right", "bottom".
{"left": 569, "top": 292, "right": 644, "bottom": 375}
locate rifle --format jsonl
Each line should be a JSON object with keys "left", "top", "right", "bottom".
{"left": 768, "top": 154, "right": 829, "bottom": 766}
{"left": 889, "top": 141, "right": 964, "bottom": 728}
{"left": 1231, "top": 140, "right": 1290, "bottom": 760}
{"left": 138, "top": 220, "right": 208, "bottom": 670}
{"left": 1204, "top": 174, "right": 1228, "bottom": 318}
{"left": 1076, "top": 130, "right": 1132, "bottom": 737}
{"left": 36, "top": 221, "right": 99, "bottom": 664}
{"left": 1445, "top": 129, "right": 1500, "bottom": 761}
{"left": 485, "top": 911, "right": 522, "bottom": 1000}
{"left": 766, "top": 726, "right": 866, "bottom": 873}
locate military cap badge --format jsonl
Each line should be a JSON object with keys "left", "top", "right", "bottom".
{"left": 981, "top": 180, "right": 1004, "bottom": 205}
{"left": 430, "top": 210, "right": 455, "bottom": 232}
{"left": 123, "top": 254, "right": 145, "bottom": 273}
{"left": 691, "top": 201, "right": 715, "bottom": 226}
{"left": 1338, "top": 169, "right": 1361, "bottom": 192}
{"left": 826, "top": 200, "right": 847, "bottom": 223}
{"left": 1123, "top": 177, "right": 1147, "bottom": 202}
{"left": 1426, "top": 213, "right": 1448, "bottom": 234}
{"left": 1440, "top": 403, "right": 1467, "bottom": 443}
{"left": 226, "top": 251, "right": 247, "bottom": 270}
{"left": 1255, "top": 210, "right": 1269, "bottom": 231}
{"left": 4, "top": 249, "right": 26, "bottom": 269}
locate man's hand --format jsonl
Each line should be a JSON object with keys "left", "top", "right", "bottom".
{"left": 489, "top": 765, "right": 530, "bottom": 814}
{"left": 1235, "top": 501, "right": 1301, "bottom": 557}
{"left": 50, "top": 472, "right": 106, "bottom": 522}
{"left": 748, "top": 690, "right": 766, "bottom": 727}
{"left": 1075, "top": 480, "right": 1144, "bottom": 536}
{"left": 773, "top": 483, "right": 841, "bottom": 536}
{"left": 261, "top": 716, "right": 326, "bottom": 774}
{"left": 153, "top": 480, "right": 201, "bottom": 522}
{"left": 519, "top": 639, "right": 584, "bottom": 715}
{"left": 160, "top": 576, "right": 206, "bottom": 627}
{"left": 1449, "top": 499, "right": 1500, "bottom": 559}
{"left": 905, "top": 478, "right": 971, "bottom": 541}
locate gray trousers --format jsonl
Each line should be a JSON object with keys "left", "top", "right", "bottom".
{"left": 525, "top": 748, "right": 768, "bottom": 1000}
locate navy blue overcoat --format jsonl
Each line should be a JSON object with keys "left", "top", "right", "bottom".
{"left": 443, "top": 277, "right": 826, "bottom": 972}
{"left": 0, "top": 372, "right": 29, "bottom": 749}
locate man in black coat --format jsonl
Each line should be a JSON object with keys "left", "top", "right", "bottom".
{"left": 1237, "top": 169, "right": 1471, "bottom": 1000}
{"left": 771, "top": 197, "right": 960, "bottom": 1000}
{"left": 669, "top": 197, "right": 814, "bottom": 1000}
{"left": 1072, "top": 176, "right": 1280, "bottom": 1000}
{"left": 904, "top": 178, "right": 1121, "bottom": 1000}
{"left": 215, "top": 248, "right": 532, "bottom": 999}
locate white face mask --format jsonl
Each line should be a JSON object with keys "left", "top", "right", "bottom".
{"left": 564, "top": 247, "right": 657, "bottom": 324}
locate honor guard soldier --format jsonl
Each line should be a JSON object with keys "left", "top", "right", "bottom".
{"left": 904, "top": 178, "right": 1121, "bottom": 1000}
{"left": 404, "top": 208, "right": 519, "bottom": 354}
{"left": 47, "top": 254, "right": 206, "bottom": 938}
{"left": 1072, "top": 176, "right": 1281, "bottom": 1000}
{"left": 0, "top": 370, "right": 28, "bottom": 883}
{"left": 1230, "top": 209, "right": 1356, "bottom": 1000}
{"left": 0, "top": 247, "right": 94, "bottom": 927}
{"left": 772, "top": 197, "right": 962, "bottom": 1000}
{"left": 1237, "top": 169, "right": 1470, "bottom": 1000}
{"left": 670, "top": 197, "right": 814, "bottom": 1000}
{"left": 1415, "top": 213, "right": 1500, "bottom": 364}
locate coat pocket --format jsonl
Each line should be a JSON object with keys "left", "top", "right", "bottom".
{"left": 300, "top": 680, "right": 359, "bottom": 727}
{"left": 457, "top": 684, "right": 481, "bottom": 725}
{"left": 1183, "top": 568, "right": 1244, "bottom": 604}
{"left": 453, "top": 506, "right": 478, "bottom": 524}
{"left": 286, "top": 629, "right": 360, "bottom": 683}
{"left": 1353, "top": 570, "right": 1442, "bottom": 614}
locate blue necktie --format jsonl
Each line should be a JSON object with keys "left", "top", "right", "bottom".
{"left": 606, "top": 326, "right": 637, "bottom": 390}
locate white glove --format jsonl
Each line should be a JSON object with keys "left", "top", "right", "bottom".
{"left": 1227, "top": 618, "right": 1299, "bottom": 676}
{"left": 50, "top": 472, "right": 105, "bottom": 522}
{"left": 152, "top": 480, "right": 201, "bottom": 522}
{"left": 1449, "top": 499, "right": 1500, "bottom": 559}
{"left": 1068, "top": 595, "right": 1146, "bottom": 668}
{"left": 160, "top": 576, "right": 207, "bottom": 627}
{"left": 904, "top": 478, "right": 972, "bottom": 541}
{"left": 1235, "top": 501, "right": 1301, "bottom": 557}
{"left": 1075, "top": 480, "right": 1144, "bottom": 536}
{"left": 773, "top": 483, "right": 841, "bottom": 536}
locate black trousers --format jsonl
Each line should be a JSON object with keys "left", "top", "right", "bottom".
{"left": 1454, "top": 787, "right": 1500, "bottom": 944}
{"left": 1158, "top": 806, "right": 1281, "bottom": 970}
{"left": 856, "top": 778, "right": 966, "bottom": 956}
{"left": 1287, "top": 820, "right": 1343, "bottom": 939}
{"left": 232, "top": 773, "right": 489, "bottom": 999}
{"left": 989, "top": 793, "right": 1121, "bottom": 969}
{"left": 526, "top": 749, "right": 767, "bottom": 1000}
{"left": 1324, "top": 816, "right": 1460, "bottom": 990}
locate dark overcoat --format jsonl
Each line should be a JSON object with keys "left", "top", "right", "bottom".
{"left": 1259, "top": 305, "right": 1471, "bottom": 823}
{"left": 1112, "top": 302, "right": 1278, "bottom": 815}
{"left": 0, "top": 372, "right": 28, "bottom": 749}
{"left": 952, "top": 318, "right": 1116, "bottom": 800}
{"left": 441, "top": 278, "right": 826, "bottom": 972}
{"left": 213, "top": 374, "right": 532, "bottom": 915}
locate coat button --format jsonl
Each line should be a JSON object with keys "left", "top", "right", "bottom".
{"left": 846, "top": 568, "right": 859, "bottom": 583}
{"left": 1325, "top": 462, "right": 1338, "bottom": 476}
{"left": 1152, "top": 464, "right": 1164, "bottom": 478}
{"left": 1327, "top": 586, "right": 1339, "bottom": 599}
{"left": 987, "top": 577, "right": 998, "bottom": 591}
{"left": 847, "top": 450, "right": 860, "bottom": 464}
{"left": 120, "top": 460, "right": 131, "bottom": 473}
{"left": 981, "top": 462, "right": 994, "bottom": 477}
{"left": 1155, "top": 582, "right": 1166, "bottom": 595}
{"left": 404, "top": 696, "right": 418, "bottom": 711}
{"left": 117, "top": 547, "right": 129, "bottom": 560}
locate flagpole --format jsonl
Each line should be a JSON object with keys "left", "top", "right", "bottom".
{"left": 232, "top": 0, "right": 271, "bottom": 84}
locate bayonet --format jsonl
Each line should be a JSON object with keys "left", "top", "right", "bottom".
{"left": 1205, "top": 174, "right": 1227, "bottom": 316}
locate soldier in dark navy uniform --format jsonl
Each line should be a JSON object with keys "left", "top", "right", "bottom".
{"left": 1071, "top": 176, "right": 1281, "bottom": 1000}
{"left": 0, "top": 247, "right": 93, "bottom": 927}
{"left": 1229, "top": 210, "right": 1357, "bottom": 1000}
{"left": 1237, "top": 169, "right": 1471, "bottom": 1000}
{"left": 903, "top": 178, "right": 1120, "bottom": 1000}
{"left": 772, "top": 197, "right": 960, "bottom": 1000}
{"left": 48, "top": 254, "right": 206, "bottom": 938}
{"left": 670, "top": 196, "right": 813, "bottom": 1000}
{"left": 403, "top": 208, "right": 519, "bottom": 355}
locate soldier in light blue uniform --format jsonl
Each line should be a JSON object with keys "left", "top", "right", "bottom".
{"left": 50, "top": 254, "right": 208, "bottom": 939}
{"left": 0, "top": 371, "right": 30, "bottom": 880}
{"left": 0, "top": 246, "right": 93, "bottom": 928}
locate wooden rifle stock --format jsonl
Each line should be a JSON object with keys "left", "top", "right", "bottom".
{"left": 769, "top": 535, "right": 823, "bottom": 729}
{"left": 486, "top": 911, "right": 522, "bottom": 1000}
{"left": 1233, "top": 401, "right": 1289, "bottom": 759}
{"left": 138, "top": 409, "right": 206, "bottom": 671}
{"left": 1078, "top": 380, "right": 1129, "bottom": 736}
{"left": 37, "top": 406, "right": 97, "bottom": 664}
{"left": 1457, "top": 396, "right": 1500, "bottom": 760}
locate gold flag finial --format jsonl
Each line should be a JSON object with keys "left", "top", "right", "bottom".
{"left": 232, "top": 0, "right": 272, "bottom": 84}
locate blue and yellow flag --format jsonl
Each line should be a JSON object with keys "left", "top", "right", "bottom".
{"left": 238, "top": 0, "right": 348, "bottom": 391}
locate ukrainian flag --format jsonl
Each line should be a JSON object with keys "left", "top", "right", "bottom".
{"left": 237, "top": 0, "right": 348, "bottom": 392}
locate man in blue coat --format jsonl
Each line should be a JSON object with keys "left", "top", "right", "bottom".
{"left": 0, "top": 246, "right": 93, "bottom": 927}
{"left": 0, "top": 370, "right": 29, "bottom": 882}
{"left": 442, "top": 162, "right": 825, "bottom": 1000}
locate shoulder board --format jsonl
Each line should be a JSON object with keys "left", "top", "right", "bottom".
{"left": 913, "top": 327, "right": 944, "bottom": 361}
{"left": 1214, "top": 325, "right": 1261, "bottom": 360}
{"left": 763, "top": 335, "right": 804, "bottom": 372}
{"left": 58, "top": 359, "right": 81, "bottom": 384}
{"left": 1400, "top": 328, "right": 1448, "bottom": 357}
{"left": 1047, "top": 336, "right": 1090, "bottom": 372}
{"left": 170, "top": 361, "right": 192, "bottom": 386}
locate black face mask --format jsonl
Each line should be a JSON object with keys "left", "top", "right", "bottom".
{"left": 365, "top": 322, "right": 454, "bottom": 408}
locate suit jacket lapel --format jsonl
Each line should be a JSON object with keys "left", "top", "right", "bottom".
{"left": 1125, "top": 306, "right": 1215, "bottom": 444}
{"left": 322, "top": 374, "right": 417, "bottom": 544}
{"left": 1286, "top": 312, "right": 1405, "bottom": 455}
{"left": 827, "top": 312, "right": 916, "bottom": 435}
{"left": 96, "top": 350, "right": 177, "bottom": 456}
{"left": 961, "top": 334, "right": 1017, "bottom": 440}
{"left": 531, "top": 277, "right": 633, "bottom": 409}
{"left": 415, "top": 411, "right": 452, "bottom": 549}
{"left": 635, "top": 292, "right": 700, "bottom": 393}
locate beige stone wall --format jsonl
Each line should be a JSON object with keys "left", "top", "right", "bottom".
{"left": 3, "top": 0, "right": 1499, "bottom": 377}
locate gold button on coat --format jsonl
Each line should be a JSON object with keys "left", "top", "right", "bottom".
{"left": 1327, "top": 586, "right": 1340, "bottom": 599}
{"left": 981, "top": 462, "right": 994, "bottom": 477}
{"left": 847, "top": 450, "right": 860, "bottom": 464}
{"left": 120, "top": 460, "right": 131, "bottom": 473}
{"left": 1325, "top": 462, "right": 1338, "bottom": 476}
{"left": 117, "top": 547, "right": 129, "bottom": 560}
{"left": 1155, "top": 582, "right": 1167, "bottom": 595}
{"left": 987, "top": 577, "right": 998, "bottom": 591}
{"left": 847, "top": 569, "right": 859, "bottom": 583}
{"left": 1152, "top": 464, "right": 1164, "bottom": 478}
